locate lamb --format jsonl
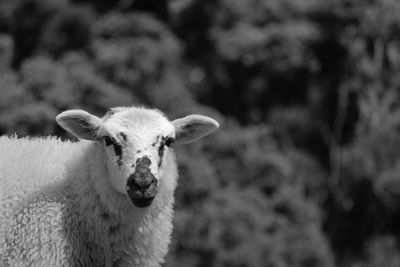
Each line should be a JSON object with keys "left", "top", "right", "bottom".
{"left": 0, "top": 106, "right": 219, "bottom": 267}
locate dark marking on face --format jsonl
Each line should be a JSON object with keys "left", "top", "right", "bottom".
{"left": 158, "top": 137, "right": 167, "bottom": 167}
{"left": 119, "top": 132, "right": 127, "bottom": 142}
{"left": 135, "top": 156, "right": 152, "bottom": 172}
{"left": 152, "top": 135, "right": 161, "bottom": 147}
{"left": 165, "top": 137, "right": 174, "bottom": 147}
{"left": 157, "top": 136, "right": 174, "bottom": 167}
{"left": 113, "top": 142, "right": 123, "bottom": 166}
{"left": 137, "top": 149, "right": 142, "bottom": 154}
{"left": 103, "top": 136, "right": 113, "bottom": 146}
{"left": 103, "top": 136, "right": 123, "bottom": 166}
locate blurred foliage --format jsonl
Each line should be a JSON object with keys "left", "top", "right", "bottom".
{"left": 2, "top": 0, "right": 400, "bottom": 266}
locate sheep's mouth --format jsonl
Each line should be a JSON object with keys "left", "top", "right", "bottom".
{"left": 129, "top": 196, "right": 155, "bottom": 208}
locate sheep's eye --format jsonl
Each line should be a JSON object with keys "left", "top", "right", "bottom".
{"left": 165, "top": 137, "right": 174, "bottom": 147}
{"left": 103, "top": 136, "right": 113, "bottom": 146}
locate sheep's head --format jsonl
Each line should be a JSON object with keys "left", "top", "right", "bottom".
{"left": 56, "top": 106, "right": 219, "bottom": 208}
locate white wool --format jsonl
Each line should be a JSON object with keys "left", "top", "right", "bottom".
{"left": 0, "top": 136, "right": 178, "bottom": 266}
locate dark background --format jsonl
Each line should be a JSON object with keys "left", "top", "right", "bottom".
{"left": 1, "top": 0, "right": 400, "bottom": 266}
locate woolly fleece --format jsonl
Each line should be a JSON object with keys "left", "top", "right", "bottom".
{"left": 0, "top": 136, "right": 178, "bottom": 267}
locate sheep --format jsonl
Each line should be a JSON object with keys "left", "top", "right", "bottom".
{"left": 0, "top": 106, "right": 219, "bottom": 267}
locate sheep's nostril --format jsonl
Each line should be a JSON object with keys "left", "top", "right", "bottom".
{"left": 146, "top": 178, "right": 156, "bottom": 188}
{"left": 127, "top": 175, "right": 156, "bottom": 193}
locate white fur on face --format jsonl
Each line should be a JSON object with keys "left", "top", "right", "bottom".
{"left": 100, "top": 107, "right": 176, "bottom": 195}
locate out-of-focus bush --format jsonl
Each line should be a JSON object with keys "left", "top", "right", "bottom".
{"left": 350, "top": 236, "right": 400, "bottom": 267}
{"left": 168, "top": 186, "right": 333, "bottom": 267}
{"left": 92, "top": 12, "right": 197, "bottom": 116}
{"left": 40, "top": 6, "right": 93, "bottom": 58}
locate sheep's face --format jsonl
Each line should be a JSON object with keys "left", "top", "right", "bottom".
{"left": 56, "top": 106, "right": 219, "bottom": 208}
{"left": 100, "top": 108, "right": 176, "bottom": 208}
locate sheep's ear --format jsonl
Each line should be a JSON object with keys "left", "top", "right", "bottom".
{"left": 172, "top": 115, "right": 219, "bottom": 144}
{"left": 56, "top": 110, "right": 104, "bottom": 141}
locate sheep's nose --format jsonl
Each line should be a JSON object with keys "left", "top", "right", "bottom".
{"left": 127, "top": 156, "right": 158, "bottom": 202}
{"left": 127, "top": 173, "right": 158, "bottom": 208}
{"left": 127, "top": 174, "right": 156, "bottom": 193}
{"left": 126, "top": 172, "right": 158, "bottom": 200}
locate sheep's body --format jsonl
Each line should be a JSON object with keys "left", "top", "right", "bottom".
{"left": 0, "top": 136, "right": 177, "bottom": 266}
